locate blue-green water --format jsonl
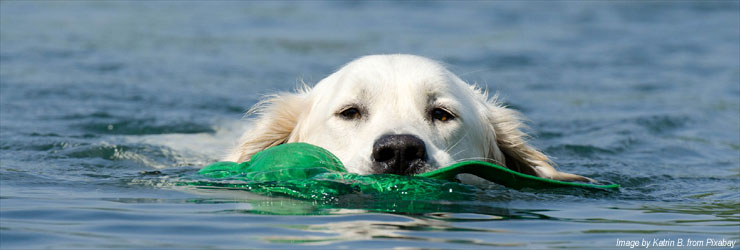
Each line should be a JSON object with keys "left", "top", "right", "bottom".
{"left": 1, "top": 1, "right": 738, "bottom": 249}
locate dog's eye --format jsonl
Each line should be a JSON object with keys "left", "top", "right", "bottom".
{"left": 431, "top": 108, "right": 455, "bottom": 122}
{"left": 339, "top": 107, "right": 361, "bottom": 120}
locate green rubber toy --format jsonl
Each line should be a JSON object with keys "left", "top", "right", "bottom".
{"left": 186, "top": 143, "right": 618, "bottom": 200}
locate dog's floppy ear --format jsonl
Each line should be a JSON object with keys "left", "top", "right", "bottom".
{"left": 484, "top": 99, "right": 594, "bottom": 183}
{"left": 226, "top": 91, "right": 311, "bottom": 163}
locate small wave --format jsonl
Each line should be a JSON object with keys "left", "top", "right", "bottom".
{"left": 80, "top": 119, "right": 215, "bottom": 135}
{"left": 546, "top": 144, "right": 616, "bottom": 157}
{"left": 634, "top": 114, "right": 690, "bottom": 134}
{"left": 60, "top": 143, "right": 205, "bottom": 169}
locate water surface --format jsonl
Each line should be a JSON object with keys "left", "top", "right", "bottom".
{"left": 1, "top": 1, "right": 739, "bottom": 249}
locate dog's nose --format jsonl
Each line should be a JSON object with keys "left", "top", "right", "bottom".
{"left": 371, "top": 134, "right": 427, "bottom": 175}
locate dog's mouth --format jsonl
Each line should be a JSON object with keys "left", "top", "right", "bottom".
{"left": 371, "top": 159, "right": 431, "bottom": 175}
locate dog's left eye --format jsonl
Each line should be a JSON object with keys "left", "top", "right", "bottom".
{"left": 339, "top": 107, "right": 361, "bottom": 120}
{"left": 431, "top": 108, "right": 455, "bottom": 122}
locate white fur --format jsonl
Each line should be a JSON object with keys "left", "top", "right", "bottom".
{"left": 224, "top": 54, "right": 590, "bottom": 182}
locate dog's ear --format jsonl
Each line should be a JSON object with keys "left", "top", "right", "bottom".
{"left": 227, "top": 92, "right": 311, "bottom": 163}
{"left": 484, "top": 100, "right": 594, "bottom": 182}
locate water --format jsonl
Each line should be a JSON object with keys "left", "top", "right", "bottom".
{"left": 1, "top": 1, "right": 738, "bottom": 249}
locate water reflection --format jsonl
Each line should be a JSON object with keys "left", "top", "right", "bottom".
{"left": 262, "top": 213, "right": 520, "bottom": 247}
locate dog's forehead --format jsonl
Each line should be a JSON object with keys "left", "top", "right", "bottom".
{"left": 346, "top": 55, "right": 450, "bottom": 84}
{"left": 320, "top": 55, "right": 462, "bottom": 98}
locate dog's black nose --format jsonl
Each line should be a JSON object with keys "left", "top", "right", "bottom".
{"left": 371, "top": 134, "right": 427, "bottom": 175}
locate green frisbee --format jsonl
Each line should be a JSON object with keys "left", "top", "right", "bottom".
{"left": 186, "top": 143, "right": 618, "bottom": 200}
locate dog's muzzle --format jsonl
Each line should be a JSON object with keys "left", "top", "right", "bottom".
{"left": 371, "top": 134, "right": 428, "bottom": 175}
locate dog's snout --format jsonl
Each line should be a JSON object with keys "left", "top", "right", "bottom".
{"left": 371, "top": 134, "right": 427, "bottom": 175}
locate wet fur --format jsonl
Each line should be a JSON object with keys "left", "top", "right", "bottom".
{"left": 224, "top": 54, "right": 591, "bottom": 182}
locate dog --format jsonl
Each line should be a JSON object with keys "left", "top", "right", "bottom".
{"left": 224, "top": 54, "right": 590, "bottom": 182}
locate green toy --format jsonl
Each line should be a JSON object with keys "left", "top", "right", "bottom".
{"left": 184, "top": 143, "right": 618, "bottom": 201}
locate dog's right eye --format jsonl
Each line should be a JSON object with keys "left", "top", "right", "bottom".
{"left": 431, "top": 108, "right": 455, "bottom": 122}
{"left": 339, "top": 107, "right": 361, "bottom": 120}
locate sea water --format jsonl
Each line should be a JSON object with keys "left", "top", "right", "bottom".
{"left": 1, "top": 1, "right": 738, "bottom": 249}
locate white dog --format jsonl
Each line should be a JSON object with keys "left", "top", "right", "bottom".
{"left": 225, "top": 54, "right": 590, "bottom": 182}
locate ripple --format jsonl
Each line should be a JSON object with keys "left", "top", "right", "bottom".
{"left": 445, "top": 52, "right": 539, "bottom": 70}
{"left": 79, "top": 119, "right": 214, "bottom": 135}
{"left": 60, "top": 143, "right": 197, "bottom": 169}
{"left": 546, "top": 144, "right": 616, "bottom": 157}
{"left": 635, "top": 114, "right": 690, "bottom": 134}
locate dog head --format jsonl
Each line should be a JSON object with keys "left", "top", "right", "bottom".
{"left": 226, "top": 54, "right": 589, "bottom": 181}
